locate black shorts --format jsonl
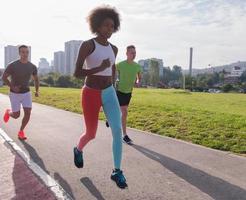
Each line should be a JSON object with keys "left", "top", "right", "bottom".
{"left": 116, "top": 91, "right": 132, "bottom": 106}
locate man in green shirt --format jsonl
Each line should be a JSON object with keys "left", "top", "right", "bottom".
{"left": 115, "top": 45, "right": 141, "bottom": 144}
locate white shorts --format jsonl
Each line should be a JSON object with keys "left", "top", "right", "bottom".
{"left": 9, "top": 92, "right": 32, "bottom": 112}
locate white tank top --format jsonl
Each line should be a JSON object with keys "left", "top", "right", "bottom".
{"left": 85, "top": 39, "right": 115, "bottom": 76}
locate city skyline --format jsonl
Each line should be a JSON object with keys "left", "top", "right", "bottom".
{"left": 64, "top": 40, "right": 82, "bottom": 75}
{"left": 4, "top": 45, "right": 31, "bottom": 68}
{"left": 0, "top": 0, "right": 246, "bottom": 69}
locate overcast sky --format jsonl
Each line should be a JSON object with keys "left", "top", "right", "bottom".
{"left": 0, "top": 0, "right": 246, "bottom": 69}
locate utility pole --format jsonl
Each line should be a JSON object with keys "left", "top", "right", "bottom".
{"left": 189, "top": 47, "right": 193, "bottom": 76}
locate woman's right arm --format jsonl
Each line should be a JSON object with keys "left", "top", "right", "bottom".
{"left": 74, "top": 40, "right": 111, "bottom": 78}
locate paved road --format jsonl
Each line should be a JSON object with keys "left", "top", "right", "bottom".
{"left": 1, "top": 93, "right": 246, "bottom": 200}
{"left": 0, "top": 135, "right": 56, "bottom": 200}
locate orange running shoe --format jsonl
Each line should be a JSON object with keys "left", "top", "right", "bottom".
{"left": 3, "top": 109, "right": 10, "bottom": 123}
{"left": 18, "top": 131, "right": 27, "bottom": 140}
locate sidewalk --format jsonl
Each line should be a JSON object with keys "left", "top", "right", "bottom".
{"left": 0, "top": 136, "right": 56, "bottom": 200}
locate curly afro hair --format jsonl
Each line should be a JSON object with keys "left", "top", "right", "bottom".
{"left": 87, "top": 5, "right": 120, "bottom": 34}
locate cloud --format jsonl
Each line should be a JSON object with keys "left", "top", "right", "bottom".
{"left": 111, "top": 0, "right": 246, "bottom": 68}
{"left": 0, "top": 0, "right": 245, "bottom": 68}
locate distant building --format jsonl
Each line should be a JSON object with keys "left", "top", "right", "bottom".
{"left": 138, "top": 60, "right": 149, "bottom": 74}
{"left": 184, "top": 61, "right": 246, "bottom": 76}
{"left": 4, "top": 45, "right": 31, "bottom": 68}
{"left": 138, "top": 58, "right": 164, "bottom": 78}
{"left": 65, "top": 40, "right": 82, "bottom": 75}
{"left": 38, "top": 58, "right": 51, "bottom": 75}
{"left": 0, "top": 69, "right": 4, "bottom": 86}
{"left": 224, "top": 66, "right": 245, "bottom": 84}
{"left": 230, "top": 66, "right": 244, "bottom": 77}
{"left": 50, "top": 60, "right": 54, "bottom": 72}
{"left": 54, "top": 51, "right": 65, "bottom": 74}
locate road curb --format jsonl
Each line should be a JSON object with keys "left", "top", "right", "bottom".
{"left": 0, "top": 128, "right": 73, "bottom": 200}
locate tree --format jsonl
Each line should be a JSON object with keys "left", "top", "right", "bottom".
{"left": 184, "top": 75, "right": 196, "bottom": 90}
{"left": 149, "top": 59, "right": 159, "bottom": 87}
{"left": 222, "top": 84, "right": 234, "bottom": 93}
{"left": 43, "top": 76, "right": 55, "bottom": 86}
{"left": 71, "top": 76, "right": 84, "bottom": 88}
{"left": 56, "top": 75, "right": 74, "bottom": 88}
{"left": 162, "top": 67, "right": 172, "bottom": 85}
{"left": 142, "top": 72, "right": 150, "bottom": 86}
{"left": 171, "top": 65, "right": 182, "bottom": 81}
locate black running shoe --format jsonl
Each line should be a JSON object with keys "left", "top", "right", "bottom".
{"left": 111, "top": 169, "right": 128, "bottom": 189}
{"left": 106, "top": 121, "right": 109, "bottom": 128}
{"left": 123, "top": 135, "right": 133, "bottom": 145}
{"left": 73, "top": 147, "right": 83, "bottom": 168}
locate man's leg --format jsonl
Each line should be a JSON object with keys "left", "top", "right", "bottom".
{"left": 119, "top": 92, "right": 132, "bottom": 144}
{"left": 120, "top": 106, "right": 128, "bottom": 136}
{"left": 9, "top": 111, "right": 21, "bottom": 119}
{"left": 20, "top": 108, "right": 31, "bottom": 131}
{"left": 20, "top": 92, "right": 33, "bottom": 131}
{"left": 4, "top": 92, "right": 21, "bottom": 123}
{"left": 121, "top": 105, "right": 133, "bottom": 144}
{"left": 17, "top": 92, "right": 32, "bottom": 140}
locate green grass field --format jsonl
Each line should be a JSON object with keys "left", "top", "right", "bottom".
{"left": 0, "top": 86, "right": 245, "bottom": 154}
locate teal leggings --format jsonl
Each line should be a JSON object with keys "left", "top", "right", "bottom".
{"left": 77, "top": 85, "right": 122, "bottom": 169}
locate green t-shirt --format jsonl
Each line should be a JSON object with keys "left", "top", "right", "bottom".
{"left": 116, "top": 60, "right": 141, "bottom": 93}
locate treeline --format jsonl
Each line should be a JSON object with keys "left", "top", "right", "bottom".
{"left": 185, "top": 71, "right": 246, "bottom": 93}
{"left": 141, "top": 59, "right": 183, "bottom": 88}
{"left": 31, "top": 67, "right": 246, "bottom": 93}
{"left": 36, "top": 73, "right": 84, "bottom": 88}
{"left": 141, "top": 59, "right": 246, "bottom": 93}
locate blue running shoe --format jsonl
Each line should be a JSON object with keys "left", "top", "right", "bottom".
{"left": 111, "top": 169, "right": 128, "bottom": 189}
{"left": 73, "top": 147, "right": 83, "bottom": 168}
{"left": 123, "top": 135, "right": 133, "bottom": 145}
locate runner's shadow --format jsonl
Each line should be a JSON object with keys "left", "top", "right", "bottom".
{"left": 20, "top": 141, "right": 75, "bottom": 199}
{"left": 80, "top": 177, "right": 106, "bottom": 200}
{"left": 20, "top": 140, "right": 49, "bottom": 174}
{"left": 54, "top": 172, "right": 75, "bottom": 199}
{"left": 131, "top": 144, "right": 246, "bottom": 200}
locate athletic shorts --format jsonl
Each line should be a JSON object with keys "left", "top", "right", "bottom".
{"left": 116, "top": 91, "right": 132, "bottom": 106}
{"left": 9, "top": 91, "right": 32, "bottom": 112}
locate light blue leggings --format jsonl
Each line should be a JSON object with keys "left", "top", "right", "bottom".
{"left": 78, "top": 85, "right": 122, "bottom": 169}
{"left": 102, "top": 86, "right": 122, "bottom": 169}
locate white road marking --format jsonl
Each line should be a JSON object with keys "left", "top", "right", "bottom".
{"left": 0, "top": 128, "right": 73, "bottom": 200}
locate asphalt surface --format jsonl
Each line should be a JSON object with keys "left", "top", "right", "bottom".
{"left": 0, "top": 136, "right": 56, "bottom": 200}
{"left": 1, "top": 93, "right": 246, "bottom": 200}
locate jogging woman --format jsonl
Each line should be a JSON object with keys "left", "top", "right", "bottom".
{"left": 73, "top": 6, "right": 127, "bottom": 189}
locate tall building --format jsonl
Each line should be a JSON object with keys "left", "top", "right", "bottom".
{"left": 54, "top": 51, "right": 65, "bottom": 74}
{"left": 4, "top": 45, "right": 31, "bottom": 68}
{"left": 4, "top": 45, "right": 18, "bottom": 68}
{"left": 38, "top": 58, "right": 50, "bottom": 75}
{"left": 0, "top": 69, "right": 4, "bottom": 86}
{"left": 138, "top": 58, "right": 164, "bottom": 78}
{"left": 50, "top": 60, "right": 54, "bottom": 72}
{"left": 65, "top": 40, "right": 82, "bottom": 75}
